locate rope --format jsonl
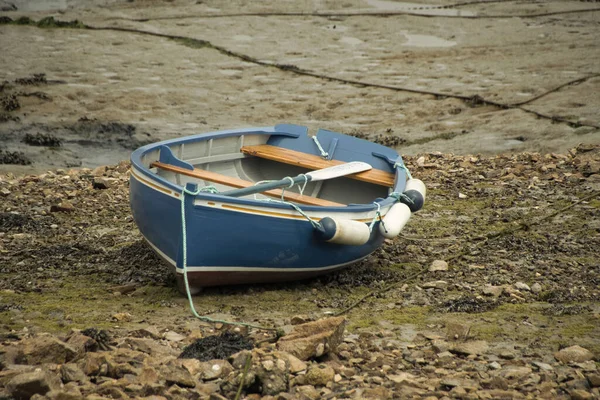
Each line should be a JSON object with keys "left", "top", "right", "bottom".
{"left": 262, "top": 198, "right": 322, "bottom": 229}
{"left": 368, "top": 202, "right": 382, "bottom": 233}
{"left": 390, "top": 191, "right": 415, "bottom": 206}
{"left": 312, "top": 136, "right": 329, "bottom": 159}
{"left": 180, "top": 186, "right": 280, "bottom": 333}
{"left": 394, "top": 162, "right": 413, "bottom": 180}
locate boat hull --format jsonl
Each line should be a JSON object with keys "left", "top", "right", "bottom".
{"left": 130, "top": 170, "right": 384, "bottom": 289}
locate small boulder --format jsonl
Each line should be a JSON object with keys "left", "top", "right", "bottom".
{"left": 276, "top": 317, "right": 346, "bottom": 361}
{"left": 450, "top": 340, "right": 489, "bottom": 356}
{"left": 429, "top": 260, "right": 449, "bottom": 272}
{"left": 7, "top": 370, "right": 60, "bottom": 399}
{"left": 555, "top": 345, "right": 594, "bottom": 363}
{"left": 305, "top": 364, "right": 335, "bottom": 386}
{"left": 16, "top": 336, "right": 77, "bottom": 365}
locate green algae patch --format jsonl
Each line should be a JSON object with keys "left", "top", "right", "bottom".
{"left": 347, "top": 306, "right": 432, "bottom": 332}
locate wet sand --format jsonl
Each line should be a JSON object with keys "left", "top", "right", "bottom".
{"left": 0, "top": 0, "right": 599, "bottom": 175}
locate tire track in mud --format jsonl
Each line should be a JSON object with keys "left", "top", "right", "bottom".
{"left": 84, "top": 24, "right": 600, "bottom": 130}
{"left": 2, "top": 16, "right": 599, "bottom": 131}
{"left": 105, "top": 4, "right": 600, "bottom": 22}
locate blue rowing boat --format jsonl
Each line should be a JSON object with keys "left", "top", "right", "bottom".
{"left": 129, "top": 124, "right": 425, "bottom": 293}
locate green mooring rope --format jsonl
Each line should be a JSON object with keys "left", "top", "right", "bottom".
{"left": 180, "top": 185, "right": 280, "bottom": 333}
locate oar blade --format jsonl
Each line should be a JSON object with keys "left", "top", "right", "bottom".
{"left": 306, "top": 161, "right": 372, "bottom": 182}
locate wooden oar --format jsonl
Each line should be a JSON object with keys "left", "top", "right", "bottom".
{"left": 222, "top": 161, "right": 372, "bottom": 198}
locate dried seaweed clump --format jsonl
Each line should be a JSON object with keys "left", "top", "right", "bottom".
{"left": 179, "top": 331, "right": 254, "bottom": 361}
{"left": 23, "top": 133, "right": 62, "bottom": 147}
{"left": 0, "top": 150, "right": 31, "bottom": 165}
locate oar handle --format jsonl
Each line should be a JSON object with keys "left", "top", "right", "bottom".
{"left": 223, "top": 175, "right": 311, "bottom": 197}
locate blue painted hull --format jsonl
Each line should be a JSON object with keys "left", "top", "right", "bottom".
{"left": 129, "top": 124, "right": 412, "bottom": 288}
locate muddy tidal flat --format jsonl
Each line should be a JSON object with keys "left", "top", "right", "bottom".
{"left": 1, "top": 1, "right": 600, "bottom": 399}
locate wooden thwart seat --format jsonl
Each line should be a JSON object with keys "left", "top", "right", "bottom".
{"left": 240, "top": 145, "right": 395, "bottom": 187}
{"left": 150, "top": 161, "right": 344, "bottom": 207}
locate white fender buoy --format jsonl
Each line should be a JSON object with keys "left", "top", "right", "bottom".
{"left": 379, "top": 202, "right": 412, "bottom": 238}
{"left": 316, "top": 217, "right": 370, "bottom": 246}
{"left": 401, "top": 179, "right": 427, "bottom": 212}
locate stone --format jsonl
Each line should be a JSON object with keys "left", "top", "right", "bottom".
{"left": 305, "top": 364, "right": 335, "bottom": 386}
{"left": 60, "top": 363, "right": 89, "bottom": 383}
{"left": 163, "top": 331, "right": 185, "bottom": 342}
{"left": 361, "top": 387, "right": 392, "bottom": 399}
{"left": 274, "top": 351, "right": 306, "bottom": 374}
{"left": 129, "top": 326, "right": 160, "bottom": 339}
{"left": 199, "top": 360, "right": 233, "bottom": 380}
{"left": 429, "top": 260, "right": 449, "bottom": 272}
{"left": 160, "top": 363, "right": 196, "bottom": 388}
{"left": 587, "top": 374, "right": 600, "bottom": 388}
{"left": 387, "top": 372, "right": 416, "bottom": 384}
{"left": 92, "top": 177, "right": 112, "bottom": 189}
{"left": 531, "top": 283, "right": 542, "bottom": 294}
{"left": 112, "top": 312, "right": 132, "bottom": 322}
{"left": 570, "top": 389, "right": 594, "bottom": 400}
{"left": 276, "top": 317, "right": 346, "bottom": 361}
{"left": 532, "top": 361, "right": 554, "bottom": 371}
{"left": 450, "top": 340, "right": 489, "bottom": 356}
{"left": 446, "top": 322, "right": 471, "bottom": 341}
{"left": 16, "top": 336, "right": 78, "bottom": 365}
{"left": 50, "top": 201, "right": 75, "bottom": 213}
{"left": 66, "top": 332, "right": 98, "bottom": 356}
{"left": 555, "top": 346, "right": 594, "bottom": 363}
{"left": 422, "top": 280, "right": 448, "bottom": 289}
{"left": 122, "top": 337, "right": 178, "bottom": 357}
{"left": 500, "top": 366, "right": 532, "bottom": 380}
{"left": 514, "top": 282, "right": 531, "bottom": 291}
{"left": 7, "top": 370, "right": 60, "bottom": 399}
{"left": 255, "top": 358, "right": 288, "bottom": 396}
{"left": 482, "top": 285, "right": 504, "bottom": 297}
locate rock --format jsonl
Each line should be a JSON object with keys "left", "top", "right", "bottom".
{"left": 129, "top": 326, "right": 160, "bottom": 339}
{"left": 570, "top": 389, "right": 594, "bottom": 400}
{"left": 305, "top": 364, "right": 335, "bottom": 386}
{"left": 60, "top": 363, "right": 89, "bottom": 383}
{"left": 482, "top": 285, "right": 504, "bottom": 297}
{"left": 0, "top": 188, "right": 10, "bottom": 196}
{"left": 500, "top": 366, "right": 532, "bottom": 380}
{"left": 112, "top": 312, "right": 132, "bottom": 322}
{"left": 446, "top": 322, "right": 471, "bottom": 341}
{"left": 362, "top": 387, "right": 392, "bottom": 398}
{"left": 274, "top": 351, "right": 306, "bottom": 374}
{"left": 276, "top": 317, "right": 346, "bottom": 361}
{"left": 92, "top": 177, "right": 112, "bottom": 189}
{"left": 160, "top": 363, "right": 196, "bottom": 388}
{"left": 255, "top": 357, "right": 288, "bottom": 395}
{"left": 450, "top": 340, "right": 489, "bottom": 356}
{"left": 514, "top": 282, "right": 531, "bottom": 291}
{"left": 488, "top": 361, "right": 502, "bottom": 370}
{"left": 7, "top": 370, "right": 60, "bottom": 399}
{"left": 458, "top": 192, "right": 468, "bottom": 199}
{"left": 50, "top": 201, "right": 75, "bottom": 213}
{"left": 587, "top": 374, "right": 600, "bottom": 388}
{"left": 531, "top": 283, "right": 542, "bottom": 294}
{"left": 532, "top": 361, "right": 554, "bottom": 371}
{"left": 16, "top": 336, "right": 78, "bottom": 365}
{"left": 121, "top": 337, "right": 178, "bottom": 357}
{"left": 429, "top": 260, "right": 449, "bottom": 272}
{"left": 199, "top": 360, "right": 233, "bottom": 380}
{"left": 163, "top": 331, "right": 185, "bottom": 342}
{"left": 555, "top": 345, "right": 594, "bottom": 363}
{"left": 422, "top": 280, "right": 448, "bottom": 290}
{"left": 387, "top": 372, "right": 417, "bottom": 384}
{"left": 66, "top": 331, "right": 98, "bottom": 356}
{"left": 290, "top": 315, "right": 311, "bottom": 325}
{"left": 416, "top": 156, "right": 426, "bottom": 167}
